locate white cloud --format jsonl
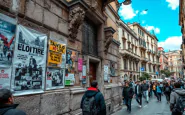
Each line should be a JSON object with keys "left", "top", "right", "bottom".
{"left": 136, "top": 10, "right": 139, "bottom": 14}
{"left": 118, "top": 4, "right": 136, "bottom": 20}
{"left": 158, "top": 36, "right": 182, "bottom": 51}
{"left": 142, "top": 20, "right": 145, "bottom": 24}
{"left": 144, "top": 25, "right": 160, "bottom": 34}
{"left": 141, "top": 10, "right": 147, "bottom": 15}
{"left": 166, "top": 0, "right": 179, "bottom": 10}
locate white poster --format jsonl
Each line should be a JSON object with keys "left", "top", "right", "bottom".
{"left": 65, "top": 73, "right": 75, "bottom": 85}
{"left": 11, "top": 25, "right": 47, "bottom": 95}
{"left": 104, "top": 65, "right": 109, "bottom": 81}
{"left": 0, "top": 68, "right": 12, "bottom": 89}
{"left": 46, "top": 68, "right": 65, "bottom": 90}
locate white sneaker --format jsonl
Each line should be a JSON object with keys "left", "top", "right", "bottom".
{"left": 139, "top": 105, "right": 142, "bottom": 108}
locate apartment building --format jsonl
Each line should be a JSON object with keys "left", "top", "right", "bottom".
{"left": 165, "top": 50, "right": 183, "bottom": 78}
{"left": 118, "top": 21, "right": 140, "bottom": 81}
{"left": 128, "top": 23, "right": 160, "bottom": 79}
{"left": 158, "top": 47, "right": 168, "bottom": 70}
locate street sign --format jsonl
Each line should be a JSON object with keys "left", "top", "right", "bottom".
{"left": 140, "top": 67, "right": 145, "bottom": 71}
{"left": 156, "top": 72, "right": 158, "bottom": 75}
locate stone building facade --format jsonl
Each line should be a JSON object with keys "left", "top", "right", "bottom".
{"left": 128, "top": 23, "right": 160, "bottom": 79}
{"left": 165, "top": 50, "right": 183, "bottom": 78}
{"left": 0, "top": 0, "right": 123, "bottom": 115}
{"left": 118, "top": 21, "right": 140, "bottom": 81}
{"left": 158, "top": 47, "right": 168, "bottom": 70}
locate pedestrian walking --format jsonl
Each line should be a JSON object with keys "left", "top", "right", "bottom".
{"left": 142, "top": 80, "right": 149, "bottom": 103}
{"left": 149, "top": 81, "right": 153, "bottom": 98}
{"left": 156, "top": 82, "right": 163, "bottom": 102}
{"left": 152, "top": 82, "right": 157, "bottom": 97}
{"left": 81, "top": 81, "right": 106, "bottom": 115}
{"left": 0, "top": 88, "right": 26, "bottom": 115}
{"left": 164, "top": 82, "right": 172, "bottom": 104}
{"left": 135, "top": 81, "right": 143, "bottom": 108}
{"left": 122, "top": 82, "right": 134, "bottom": 113}
{"left": 170, "top": 82, "right": 185, "bottom": 115}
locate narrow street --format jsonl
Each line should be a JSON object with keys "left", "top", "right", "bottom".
{"left": 113, "top": 95, "right": 171, "bottom": 115}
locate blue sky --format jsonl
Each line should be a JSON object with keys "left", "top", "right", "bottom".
{"left": 118, "top": 0, "right": 181, "bottom": 51}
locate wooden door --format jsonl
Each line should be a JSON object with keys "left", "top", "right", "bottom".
{"left": 89, "top": 62, "right": 96, "bottom": 84}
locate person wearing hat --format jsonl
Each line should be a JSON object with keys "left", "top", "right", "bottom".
{"left": 0, "top": 89, "right": 26, "bottom": 115}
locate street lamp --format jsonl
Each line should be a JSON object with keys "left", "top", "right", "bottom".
{"left": 123, "top": 0, "right": 132, "bottom": 5}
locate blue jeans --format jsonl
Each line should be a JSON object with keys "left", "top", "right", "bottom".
{"left": 125, "top": 98, "right": 132, "bottom": 112}
{"left": 143, "top": 90, "right": 149, "bottom": 102}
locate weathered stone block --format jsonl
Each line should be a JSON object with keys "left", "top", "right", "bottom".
{"left": 70, "top": 92, "right": 84, "bottom": 111}
{"left": 14, "top": 94, "right": 41, "bottom": 115}
{"left": 0, "top": 0, "right": 11, "bottom": 8}
{"left": 26, "top": 0, "right": 43, "bottom": 23}
{"left": 36, "top": 0, "right": 44, "bottom": 7}
{"left": 58, "top": 18, "right": 68, "bottom": 34}
{"left": 40, "top": 91, "right": 70, "bottom": 115}
{"left": 104, "top": 87, "right": 112, "bottom": 100}
{"left": 50, "top": 2, "right": 62, "bottom": 17}
{"left": 44, "top": 9, "right": 58, "bottom": 30}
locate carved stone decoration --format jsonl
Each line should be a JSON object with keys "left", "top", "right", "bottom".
{"left": 68, "top": 6, "right": 85, "bottom": 42}
{"left": 104, "top": 27, "right": 116, "bottom": 53}
{"left": 84, "top": 0, "right": 98, "bottom": 10}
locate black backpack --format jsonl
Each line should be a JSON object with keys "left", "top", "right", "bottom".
{"left": 165, "top": 87, "right": 170, "bottom": 93}
{"left": 173, "top": 93, "right": 185, "bottom": 114}
{"left": 82, "top": 93, "right": 98, "bottom": 115}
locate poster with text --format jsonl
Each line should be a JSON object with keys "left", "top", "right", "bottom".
{"left": 0, "top": 68, "right": 12, "bottom": 89}
{"left": 47, "top": 39, "right": 66, "bottom": 68}
{"left": 11, "top": 25, "right": 47, "bottom": 95}
{"left": 0, "top": 13, "right": 16, "bottom": 67}
{"left": 65, "top": 73, "right": 75, "bottom": 85}
{"left": 46, "top": 68, "right": 65, "bottom": 90}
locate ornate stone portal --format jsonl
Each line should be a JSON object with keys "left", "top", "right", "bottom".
{"left": 68, "top": 6, "right": 85, "bottom": 41}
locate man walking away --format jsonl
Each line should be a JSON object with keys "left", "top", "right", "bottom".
{"left": 135, "top": 81, "right": 142, "bottom": 108}
{"left": 164, "top": 82, "right": 172, "bottom": 104}
{"left": 156, "top": 83, "right": 162, "bottom": 102}
{"left": 142, "top": 80, "right": 149, "bottom": 103}
{"left": 81, "top": 81, "right": 106, "bottom": 115}
{"left": 122, "top": 82, "right": 134, "bottom": 113}
{"left": 0, "top": 89, "right": 26, "bottom": 115}
{"left": 170, "top": 82, "right": 185, "bottom": 115}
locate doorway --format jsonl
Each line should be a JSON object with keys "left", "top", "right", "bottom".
{"left": 89, "top": 62, "right": 97, "bottom": 84}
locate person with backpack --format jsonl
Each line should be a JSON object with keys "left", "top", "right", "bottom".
{"left": 170, "top": 82, "right": 185, "bottom": 115}
{"left": 122, "top": 82, "right": 134, "bottom": 113}
{"left": 156, "top": 82, "right": 163, "bottom": 102}
{"left": 0, "top": 89, "right": 26, "bottom": 115}
{"left": 81, "top": 81, "right": 106, "bottom": 115}
{"left": 164, "top": 82, "right": 172, "bottom": 104}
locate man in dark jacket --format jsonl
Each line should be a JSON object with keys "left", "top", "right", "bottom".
{"left": 81, "top": 81, "right": 106, "bottom": 115}
{"left": 170, "top": 82, "right": 185, "bottom": 115}
{"left": 135, "top": 81, "right": 143, "bottom": 108}
{"left": 0, "top": 89, "right": 26, "bottom": 115}
{"left": 122, "top": 82, "right": 134, "bottom": 113}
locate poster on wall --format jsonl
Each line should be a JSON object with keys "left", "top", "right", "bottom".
{"left": 11, "top": 25, "right": 47, "bottom": 95}
{"left": 104, "top": 65, "right": 109, "bottom": 81}
{"left": 78, "top": 58, "right": 83, "bottom": 71}
{"left": 82, "top": 65, "right": 86, "bottom": 84}
{"left": 47, "top": 39, "right": 66, "bottom": 68}
{"left": 0, "top": 68, "right": 12, "bottom": 89}
{"left": 65, "top": 73, "right": 75, "bottom": 85}
{"left": 46, "top": 68, "right": 65, "bottom": 89}
{"left": 0, "top": 13, "right": 16, "bottom": 68}
{"left": 65, "top": 49, "right": 77, "bottom": 85}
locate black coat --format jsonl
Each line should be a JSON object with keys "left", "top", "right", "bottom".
{"left": 135, "top": 84, "right": 143, "bottom": 96}
{"left": 0, "top": 104, "right": 26, "bottom": 115}
{"left": 122, "top": 86, "right": 134, "bottom": 99}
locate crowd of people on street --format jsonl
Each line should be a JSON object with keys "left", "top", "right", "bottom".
{"left": 122, "top": 79, "right": 185, "bottom": 115}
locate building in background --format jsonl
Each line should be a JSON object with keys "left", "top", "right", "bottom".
{"left": 179, "top": 0, "right": 185, "bottom": 78}
{"left": 118, "top": 21, "right": 140, "bottom": 82}
{"left": 165, "top": 50, "right": 183, "bottom": 79}
{"left": 158, "top": 47, "right": 168, "bottom": 70}
{"left": 128, "top": 22, "right": 160, "bottom": 79}
{"left": 0, "top": 0, "right": 123, "bottom": 114}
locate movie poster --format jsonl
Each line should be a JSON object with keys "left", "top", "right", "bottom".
{"left": 0, "top": 13, "right": 16, "bottom": 67}
{"left": 0, "top": 68, "right": 12, "bottom": 89}
{"left": 46, "top": 68, "right": 65, "bottom": 89}
{"left": 11, "top": 25, "right": 47, "bottom": 95}
{"left": 65, "top": 49, "right": 77, "bottom": 85}
{"left": 47, "top": 39, "right": 66, "bottom": 68}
